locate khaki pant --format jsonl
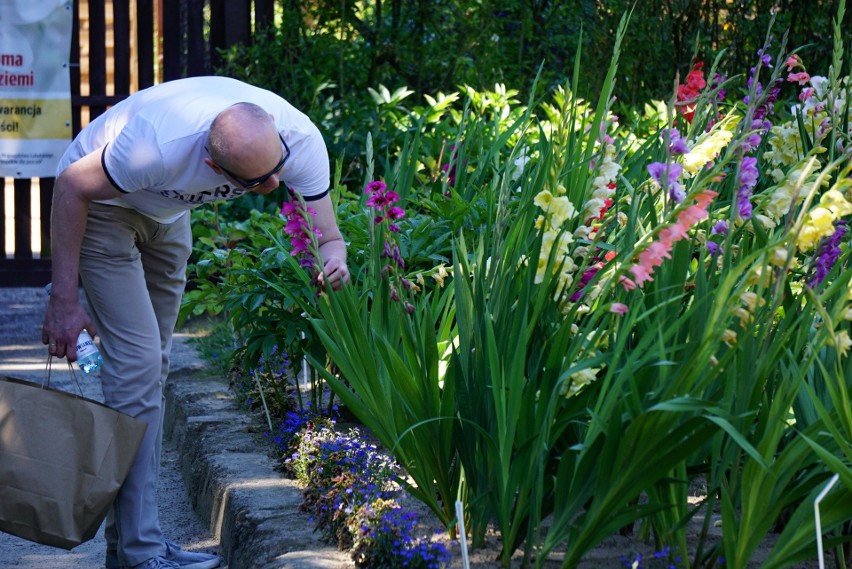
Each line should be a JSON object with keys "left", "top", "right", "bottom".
{"left": 79, "top": 203, "right": 192, "bottom": 567}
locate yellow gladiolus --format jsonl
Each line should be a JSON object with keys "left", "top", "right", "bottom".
{"left": 683, "top": 129, "right": 734, "bottom": 175}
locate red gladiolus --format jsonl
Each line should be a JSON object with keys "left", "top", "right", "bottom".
{"left": 676, "top": 61, "right": 707, "bottom": 123}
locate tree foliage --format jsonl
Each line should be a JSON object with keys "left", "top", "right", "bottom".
{"left": 218, "top": 0, "right": 846, "bottom": 109}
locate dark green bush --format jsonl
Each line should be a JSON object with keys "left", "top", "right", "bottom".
{"left": 218, "top": 0, "right": 847, "bottom": 110}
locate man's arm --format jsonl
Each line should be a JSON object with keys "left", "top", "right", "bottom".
{"left": 309, "top": 194, "right": 349, "bottom": 290}
{"left": 43, "top": 148, "right": 124, "bottom": 360}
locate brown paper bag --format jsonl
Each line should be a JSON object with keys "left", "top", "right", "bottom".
{"left": 0, "top": 375, "right": 147, "bottom": 549}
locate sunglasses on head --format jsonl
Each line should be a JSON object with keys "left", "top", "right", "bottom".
{"left": 208, "top": 133, "right": 290, "bottom": 190}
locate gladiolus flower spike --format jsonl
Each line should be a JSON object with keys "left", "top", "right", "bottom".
{"left": 622, "top": 190, "right": 717, "bottom": 290}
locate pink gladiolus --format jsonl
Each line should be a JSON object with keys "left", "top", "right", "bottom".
{"left": 787, "top": 72, "right": 810, "bottom": 85}
{"left": 659, "top": 224, "right": 688, "bottom": 243}
{"left": 622, "top": 190, "right": 717, "bottom": 290}
{"left": 365, "top": 179, "right": 411, "bottom": 309}
{"left": 387, "top": 206, "right": 405, "bottom": 220}
{"left": 290, "top": 238, "right": 309, "bottom": 255}
{"left": 365, "top": 180, "right": 387, "bottom": 195}
{"left": 366, "top": 194, "right": 391, "bottom": 208}
{"left": 677, "top": 205, "right": 710, "bottom": 226}
{"left": 638, "top": 241, "right": 673, "bottom": 266}
{"left": 785, "top": 54, "right": 803, "bottom": 70}
{"left": 694, "top": 190, "right": 717, "bottom": 208}
{"left": 284, "top": 218, "right": 307, "bottom": 237}
{"left": 629, "top": 264, "right": 655, "bottom": 287}
{"left": 610, "top": 303, "right": 629, "bottom": 315}
{"left": 280, "top": 190, "right": 321, "bottom": 283}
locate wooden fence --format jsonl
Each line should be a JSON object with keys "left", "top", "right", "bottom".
{"left": 0, "top": 0, "right": 276, "bottom": 286}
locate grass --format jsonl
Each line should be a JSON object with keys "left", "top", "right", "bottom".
{"left": 179, "top": 315, "right": 237, "bottom": 376}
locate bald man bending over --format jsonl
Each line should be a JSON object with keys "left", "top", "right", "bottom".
{"left": 41, "top": 77, "right": 348, "bottom": 569}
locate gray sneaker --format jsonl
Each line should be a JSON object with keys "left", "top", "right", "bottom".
{"left": 132, "top": 558, "right": 181, "bottom": 569}
{"left": 106, "top": 542, "right": 221, "bottom": 569}
{"left": 163, "top": 541, "right": 222, "bottom": 569}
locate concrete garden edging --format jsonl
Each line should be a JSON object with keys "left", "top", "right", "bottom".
{"left": 163, "top": 368, "right": 351, "bottom": 569}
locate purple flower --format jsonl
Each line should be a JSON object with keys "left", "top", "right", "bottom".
{"left": 808, "top": 221, "right": 848, "bottom": 288}
{"left": 280, "top": 190, "right": 321, "bottom": 280}
{"left": 744, "top": 44, "right": 782, "bottom": 121}
{"left": 290, "top": 236, "right": 309, "bottom": 255}
{"left": 707, "top": 241, "right": 723, "bottom": 257}
{"left": 710, "top": 220, "right": 729, "bottom": 235}
{"left": 666, "top": 128, "right": 690, "bottom": 154}
{"left": 736, "top": 156, "right": 759, "bottom": 219}
{"left": 365, "top": 180, "right": 387, "bottom": 195}
{"left": 740, "top": 133, "right": 763, "bottom": 153}
{"left": 366, "top": 194, "right": 392, "bottom": 208}
{"left": 386, "top": 206, "right": 405, "bottom": 220}
{"left": 648, "top": 161, "right": 685, "bottom": 203}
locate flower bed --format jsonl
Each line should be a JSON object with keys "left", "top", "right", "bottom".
{"left": 184, "top": 7, "right": 852, "bottom": 568}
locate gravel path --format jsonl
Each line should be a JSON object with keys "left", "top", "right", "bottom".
{"left": 0, "top": 287, "right": 222, "bottom": 569}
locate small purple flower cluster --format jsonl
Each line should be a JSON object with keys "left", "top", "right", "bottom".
{"left": 238, "top": 344, "right": 296, "bottom": 417}
{"left": 619, "top": 546, "right": 686, "bottom": 569}
{"left": 808, "top": 220, "right": 848, "bottom": 289}
{"left": 267, "top": 403, "right": 335, "bottom": 465}
{"left": 352, "top": 505, "right": 452, "bottom": 569}
{"left": 276, "top": 420, "right": 451, "bottom": 567}
{"left": 290, "top": 425, "right": 400, "bottom": 547}
{"left": 257, "top": 344, "right": 291, "bottom": 378}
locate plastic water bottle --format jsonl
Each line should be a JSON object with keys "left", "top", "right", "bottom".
{"left": 44, "top": 283, "right": 103, "bottom": 374}
{"left": 75, "top": 329, "right": 103, "bottom": 374}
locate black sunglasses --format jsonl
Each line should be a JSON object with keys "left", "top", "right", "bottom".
{"left": 208, "top": 133, "right": 290, "bottom": 190}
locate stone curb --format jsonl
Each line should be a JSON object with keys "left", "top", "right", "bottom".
{"left": 163, "top": 369, "right": 351, "bottom": 569}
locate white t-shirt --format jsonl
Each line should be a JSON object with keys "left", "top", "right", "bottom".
{"left": 57, "top": 76, "right": 330, "bottom": 224}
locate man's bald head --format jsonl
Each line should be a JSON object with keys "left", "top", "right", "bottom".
{"left": 207, "top": 102, "right": 281, "bottom": 176}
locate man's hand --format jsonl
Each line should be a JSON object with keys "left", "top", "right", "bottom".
{"left": 42, "top": 294, "right": 96, "bottom": 362}
{"left": 43, "top": 146, "right": 121, "bottom": 361}
{"left": 318, "top": 256, "right": 350, "bottom": 290}
{"left": 311, "top": 194, "right": 349, "bottom": 291}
